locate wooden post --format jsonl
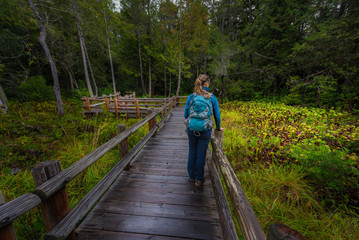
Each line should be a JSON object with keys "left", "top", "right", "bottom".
{"left": 267, "top": 223, "right": 307, "bottom": 240}
{"left": 114, "top": 98, "right": 118, "bottom": 117}
{"left": 117, "top": 124, "right": 129, "bottom": 159}
{"left": 105, "top": 98, "right": 109, "bottom": 111}
{"left": 85, "top": 97, "right": 91, "bottom": 112}
{"left": 148, "top": 109, "right": 157, "bottom": 133}
{"left": 171, "top": 97, "right": 175, "bottom": 109}
{"left": 31, "top": 161, "right": 75, "bottom": 240}
{"left": 176, "top": 96, "right": 180, "bottom": 106}
{"left": 0, "top": 191, "right": 17, "bottom": 240}
{"left": 135, "top": 99, "right": 140, "bottom": 118}
{"left": 162, "top": 100, "right": 166, "bottom": 118}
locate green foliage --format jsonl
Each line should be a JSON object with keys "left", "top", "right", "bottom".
{"left": 290, "top": 140, "right": 358, "bottom": 207}
{"left": 0, "top": 99, "right": 152, "bottom": 239}
{"left": 222, "top": 101, "right": 359, "bottom": 239}
{"left": 221, "top": 101, "right": 359, "bottom": 212}
{"left": 19, "top": 76, "right": 54, "bottom": 101}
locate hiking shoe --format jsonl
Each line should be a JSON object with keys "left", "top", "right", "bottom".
{"left": 195, "top": 179, "right": 204, "bottom": 187}
{"left": 188, "top": 178, "right": 195, "bottom": 182}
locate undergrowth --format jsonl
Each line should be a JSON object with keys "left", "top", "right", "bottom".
{"left": 0, "top": 100, "right": 148, "bottom": 239}
{"left": 221, "top": 101, "right": 359, "bottom": 239}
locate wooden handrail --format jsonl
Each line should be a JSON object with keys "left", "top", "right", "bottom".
{"left": 210, "top": 130, "right": 266, "bottom": 240}
{"left": 34, "top": 103, "right": 171, "bottom": 201}
{"left": 46, "top": 106, "right": 174, "bottom": 239}
{"left": 0, "top": 98, "right": 174, "bottom": 235}
{"left": 206, "top": 148, "right": 239, "bottom": 240}
{"left": 0, "top": 193, "right": 41, "bottom": 228}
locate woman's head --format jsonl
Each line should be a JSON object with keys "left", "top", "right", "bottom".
{"left": 194, "top": 74, "right": 211, "bottom": 98}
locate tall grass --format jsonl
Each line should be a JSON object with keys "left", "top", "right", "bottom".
{"left": 0, "top": 100, "right": 149, "bottom": 239}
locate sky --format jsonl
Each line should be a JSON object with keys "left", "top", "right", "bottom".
{"left": 113, "top": 0, "right": 121, "bottom": 11}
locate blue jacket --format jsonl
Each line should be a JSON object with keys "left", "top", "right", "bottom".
{"left": 184, "top": 87, "right": 221, "bottom": 130}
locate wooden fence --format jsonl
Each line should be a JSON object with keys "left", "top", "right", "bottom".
{"left": 81, "top": 95, "right": 182, "bottom": 118}
{"left": 208, "top": 130, "right": 307, "bottom": 240}
{"left": 0, "top": 98, "right": 176, "bottom": 240}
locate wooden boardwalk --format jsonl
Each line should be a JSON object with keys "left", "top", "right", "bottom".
{"left": 76, "top": 106, "right": 223, "bottom": 239}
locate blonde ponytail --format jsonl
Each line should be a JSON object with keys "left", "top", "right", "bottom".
{"left": 194, "top": 74, "right": 211, "bottom": 98}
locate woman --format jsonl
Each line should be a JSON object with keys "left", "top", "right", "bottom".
{"left": 184, "top": 74, "right": 223, "bottom": 187}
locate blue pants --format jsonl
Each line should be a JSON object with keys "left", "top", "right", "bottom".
{"left": 187, "top": 128, "right": 212, "bottom": 180}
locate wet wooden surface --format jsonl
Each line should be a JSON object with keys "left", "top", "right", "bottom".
{"left": 76, "top": 106, "right": 223, "bottom": 239}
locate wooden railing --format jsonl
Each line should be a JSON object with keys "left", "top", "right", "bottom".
{"left": 208, "top": 130, "right": 306, "bottom": 240}
{"left": 81, "top": 95, "right": 176, "bottom": 118}
{"left": 0, "top": 98, "right": 177, "bottom": 240}
{"left": 208, "top": 130, "right": 266, "bottom": 240}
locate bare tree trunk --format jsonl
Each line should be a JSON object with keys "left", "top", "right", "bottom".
{"left": 84, "top": 44, "right": 98, "bottom": 96}
{"left": 68, "top": 69, "right": 79, "bottom": 92}
{"left": 163, "top": 44, "right": 167, "bottom": 96}
{"left": 0, "top": 85, "right": 8, "bottom": 113}
{"left": 68, "top": 70, "right": 74, "bottom": 92}
{"left": 138, "top": 30, "right": 147, "bottom": 95}
{"left": 73, "top": 0, "right": 93, "bottom": 96}
{"left": 176, "top": 0, "right": 182, "bottom": 96}
{"left": 104, "top": 9, "right": 116, "bottom": 94}
{"left": 148, "top": 58, "right": 152, "bottom": 97}
{"left": 27, "top": 0, "right": 64, "bottom": 115}
{"left": 220, "top": 9, "right": 227, "bottom": 104}
{"left": 168, "top": 72, "right": 172, "bottom": 97}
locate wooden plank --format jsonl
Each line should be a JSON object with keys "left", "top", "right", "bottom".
{"left": 78, "top": 212, "right": 223, "bottom": 239}
{"left": 76, "top": 228, "right": 188, "bottom": 240}
{"left": 100, "top": 190, "right": 217, "bottom": 207}
{"left": 106, "top": 179, "right": 213, "bottom": 196}
{"left": 131, "top": 162, "right": 187, "bottom": 169}
{"left": 129, "top": 167, "right": 188, "bottom": 176}
{"left": 118, "top": 172, "right": 196, "bottom": 184}
{"left": 92, "top": 200, "right": 219, "bottom": 222}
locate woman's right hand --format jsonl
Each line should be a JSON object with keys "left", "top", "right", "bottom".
{"left": 217, "top": 128, "right": 224, "bottom": 131}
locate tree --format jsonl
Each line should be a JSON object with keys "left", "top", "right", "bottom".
{"left": 103, "top": 6, "right": 117, "bottom": 94}
{"left": 27, "top": 0, "right": 64, "bottom": 115}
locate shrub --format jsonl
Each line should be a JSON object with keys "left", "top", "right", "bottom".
{"left": 19, "top": 76, "right": 54, "bottom": 101}
{"left": 290, "top": 139, "right": 359, "bottom": 207}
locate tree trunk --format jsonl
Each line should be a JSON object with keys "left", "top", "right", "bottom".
{"left": 84, "top": 43, "right": 98, "bottom": 97}
{"left": 73, "top": 0, "right": 93, "bottom": 97}
{"left": 148, "top": 58, "right": 152, "bottom": 97}
{"left": 163, "top": 44, "right": 167, "bottom": 96}
{"left": 27, "top": 0, "right": 64, "bottom": 115}
{"left": 168, "top": 72, "right": 172, "bottom": 97}
{"left": 176, "top": 0, "right": 182, "bottom": 96}
{"left": 0, "top": 85, "right": 8, "bottom": 114}
{"left": 138, "top": 30, "right": 147, "bottom": 95}
{"left": 68, "top": 70, "right": 74, "bottom": 92}
{"left": 104, "top": 10, "right": 116, "bottom": 94}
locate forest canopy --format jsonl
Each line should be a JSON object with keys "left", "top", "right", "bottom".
{"left": 0, "top": 0, "right": 358, "bottom": 112}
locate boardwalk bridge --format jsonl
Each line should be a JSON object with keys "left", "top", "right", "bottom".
{"left": 0, "top": 96, "right": 301, "bottom": 240}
